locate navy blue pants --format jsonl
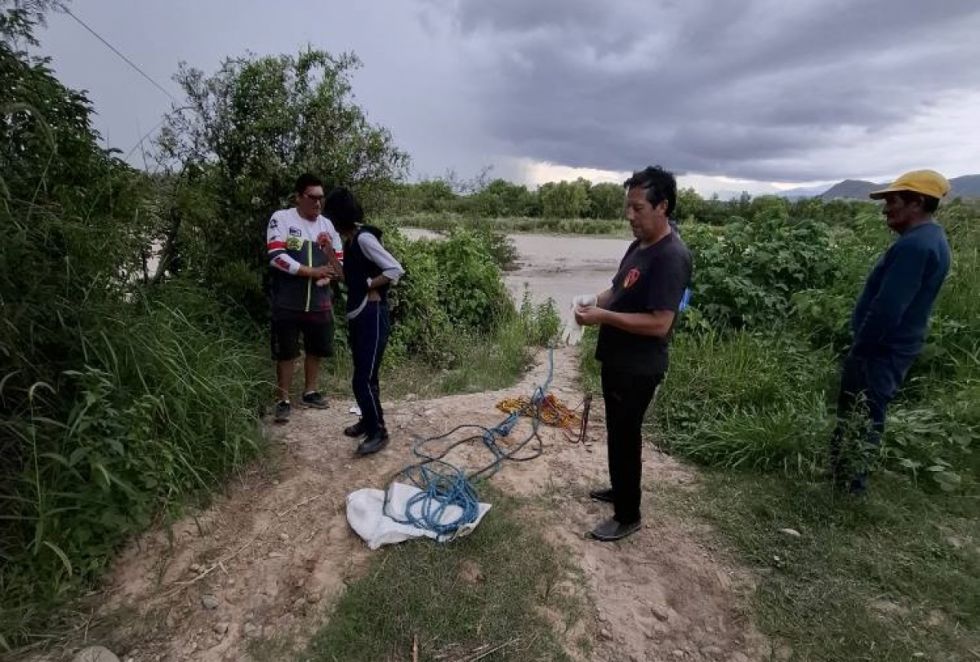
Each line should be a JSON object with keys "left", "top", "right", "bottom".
{"left": 349, "top": 302, "right": 390, "bottom": 435}
{"left": 601, "top": 366, "right": 663, "bottom": 524}
{"left": 830, "top": 352, "right": 912, "bottom": 492}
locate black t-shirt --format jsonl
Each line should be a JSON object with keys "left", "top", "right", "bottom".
{"left": 595, "top": 230, "right": 692, "bottom": 376}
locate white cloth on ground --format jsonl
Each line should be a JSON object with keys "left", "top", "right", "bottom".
{"left": 346, "top": 482, "right": 492, "bottom": 550}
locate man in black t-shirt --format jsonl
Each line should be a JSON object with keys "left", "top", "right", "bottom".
{"left": 575, "top": 166, "right": 692, "bottom": 541}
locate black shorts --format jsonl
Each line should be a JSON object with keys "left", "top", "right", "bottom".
{"left": 270, "top": 315, "right": 334, "bottom": 361}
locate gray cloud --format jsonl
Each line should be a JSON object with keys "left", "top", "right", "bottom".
{"left": 35, "top": 0, "right": 980, "bottom": 186}
{"left": 431, "top": 0, "right": 980, "bottom": 181}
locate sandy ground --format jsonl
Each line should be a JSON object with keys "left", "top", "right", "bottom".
{"left": 30, "top": 347, "right": 767, "bottom": 662}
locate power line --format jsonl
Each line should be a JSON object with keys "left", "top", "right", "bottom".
{"left": 61, "top": 7, "right": 178, "bottom": 103}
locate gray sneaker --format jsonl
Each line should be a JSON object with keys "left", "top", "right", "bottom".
{"left": 301, "top": 391, "right": 329, "bottom": 409}
{"left": 274, "top": 400, "right": 291, "bottom": 423}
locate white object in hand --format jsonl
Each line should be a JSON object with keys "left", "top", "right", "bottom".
{"left": 564, "top": 293, "right": 597, "bottom": 345}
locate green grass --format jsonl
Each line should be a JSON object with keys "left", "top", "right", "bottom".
{"left": 0, "top": 286, "right": 267, "bottom": 650}
{"left": 659, "top": 471, "right": 979, "bottom": 661}
{"left": 301, "top": 490, "right": 584, "bottom": 662}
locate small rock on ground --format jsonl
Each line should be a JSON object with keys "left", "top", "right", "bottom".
{"left": 73, "top": 646, "right": 119, "bottom": 662}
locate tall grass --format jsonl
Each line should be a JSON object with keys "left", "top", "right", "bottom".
{"left": 0, "top": 284, "right": 266, "bottom": 648}
{"left": 579, "top": 329, "right": 836, "bottom": 473}
{"left": 656, "top": 331, "right": 837, "bottom": 472}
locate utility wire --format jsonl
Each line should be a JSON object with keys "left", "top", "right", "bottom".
{"left": 61, "top": 7, "right": 179, "bottom": 103}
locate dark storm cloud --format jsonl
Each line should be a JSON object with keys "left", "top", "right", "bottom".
{"left": 432, "top": 0, "right": 980, "bottom": 181}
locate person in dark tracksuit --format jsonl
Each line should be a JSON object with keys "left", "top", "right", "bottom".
{"left": 830, "top": 170, "right": 952, "bottom": 494}
{"left": 575, "top": 166, "right": 692, "bottom": 541}
{"left": 322, "top": 187, "right": 405, "bottom": 456}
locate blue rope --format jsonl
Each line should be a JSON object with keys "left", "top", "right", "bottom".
{"left": 382, "top": 348, "right": 556, "bottom": 538}
{"left": 389, "top": 461, "right": 481, "bottom": 536}
{"left": 679, "top": 287, "right": 692, "bottom": 312}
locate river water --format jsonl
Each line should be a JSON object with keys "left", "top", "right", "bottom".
{"left": 402, "top": 229, "right": 631, "bottom": 327}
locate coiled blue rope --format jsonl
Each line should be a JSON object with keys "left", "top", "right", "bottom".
{"left": 382, "top": 348, "right": 555, "bottom": 537}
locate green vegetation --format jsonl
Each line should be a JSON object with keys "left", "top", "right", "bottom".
{"left": 0, "top": 5, "right": 555, "bottom": 649}
{"left": 301, "top": 491, "right": 583, "bottom": 662}
{"left": 660, "top": 474, "right": 979, "bottom": 661}
{"left": 4, "top": 3, "right": 978, "bottom": 659}
{"left": 580, "top": 200, "right": 979, "bottom": 492}
{"left": 578, "top": 196, "right": 979, "bottom": 659}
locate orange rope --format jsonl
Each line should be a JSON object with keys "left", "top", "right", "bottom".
{"left": 496, "top": 393, "right": 585, "bottom": 440}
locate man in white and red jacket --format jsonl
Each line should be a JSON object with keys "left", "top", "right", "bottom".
{"left": 266, "top": 173, "right": 344, "bottom": 423}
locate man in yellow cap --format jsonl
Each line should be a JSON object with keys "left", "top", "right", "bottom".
{"left": 830, "top": 170, "right": 952, "bottom": 494}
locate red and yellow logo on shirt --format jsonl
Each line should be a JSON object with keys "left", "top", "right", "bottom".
{"left": 623, "top": 268, "right": 640, "bottom": 289}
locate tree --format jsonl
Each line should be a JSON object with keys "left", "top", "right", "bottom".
{"left": 155, "top": 49, "right": 409, "bottom": 316}
{"left": 412, "top": 179, "right": 456, "bottom": 212}
{"left": 674, "top": 187, "right": 704, "bottom": 223}
{"left": 587, "top": 182, "right": 624, "bottom": 219}
{"left": 749, "top": 195, "right": 790, "bottom": 222}
{"left": 467, "top": 178, "right": 538, "bottom": 217}
{"left": 539, "top": 178, "right": 591, "bottom": 218}
{"left": 1, "top": 0, "right": 132, "bottom": 209}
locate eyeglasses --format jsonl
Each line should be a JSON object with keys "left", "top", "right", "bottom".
{"left": 303, "top": 193, "right": 324, "bottom": 202}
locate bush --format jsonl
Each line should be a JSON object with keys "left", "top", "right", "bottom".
{"left": 681, "top": 216, "right": 841, "bottom": 329}
{"left": 373, "top": 225, "right": 517, "bottom": 369}
{"left": 428, "top": 229, "right": 513, "bottom": 334}
{"left": 0, "top": 283, "right": 264, "bottom": 644}
{"left": 518, "top": 287, "right": 561, "bottom": 347}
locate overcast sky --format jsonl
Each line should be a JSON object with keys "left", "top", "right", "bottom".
{"left": 36, "top": 0, "right": 980, "bottom": 196}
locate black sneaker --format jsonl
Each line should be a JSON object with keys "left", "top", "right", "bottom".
{"left": 344, "top": 420, "right": 367, "bottom": 438}
{"left": 356, "top": 428, "right": 389, "bottom": 456}
{"left": 589, "top": 487, "right": 615, "bottom": 503}
{"left": 274, "top": 400, "right": 291, "bottom": 424}
{"left": 301, "top": 391, "right": 328, "bottom": 409}
{"left": 588, "top": 517, "right": 640, "bottom": 541}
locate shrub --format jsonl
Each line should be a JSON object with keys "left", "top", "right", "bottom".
{"left": 681, "top": 216, "right": 840, "bottom": 329}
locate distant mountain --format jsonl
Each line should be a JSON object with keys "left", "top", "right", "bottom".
{"left": 776, "top": 183, "right": 834, "bottom": 199}
{"left": 813, "top": 174, "right": 980, "bottom": 201}
{"left": 820, "top": 179, "right": 880, "bottom": 201}
{"left": 950, "top": 174, "right": 980, "bottom": 198}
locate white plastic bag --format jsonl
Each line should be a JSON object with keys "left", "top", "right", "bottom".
{"left": 346, "top": 483, "right": 492, "bottom": 550}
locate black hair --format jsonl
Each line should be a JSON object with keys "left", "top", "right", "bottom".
{"left": 294, "top": 173, "right": 323, "bottom": 196}
{"left": 897, "top": 190, "right": 940, "bottom": 213}
{"left": 623, "top": 165, "right": 677, "bottom": 216}
{"left": 322, "top": 187, "right": 364, "bottom": 232}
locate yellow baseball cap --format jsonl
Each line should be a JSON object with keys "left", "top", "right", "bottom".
{"left": 869, "top": 169, "right": 950, "bottom": 200}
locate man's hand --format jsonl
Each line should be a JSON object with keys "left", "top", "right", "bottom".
{"left": 309, "top": 266, "right": 331, "bottom": 280}
{"left": 574, "top": 304, "right": 606, "bottom": 327}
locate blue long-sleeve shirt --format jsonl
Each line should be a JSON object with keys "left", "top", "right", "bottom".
{"left": 850, "top": 221, "right": 950, "bottom": 358}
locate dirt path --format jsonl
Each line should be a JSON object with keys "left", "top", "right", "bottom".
{"left": 36, "top": 347, "right": 766, "bottom": 662}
